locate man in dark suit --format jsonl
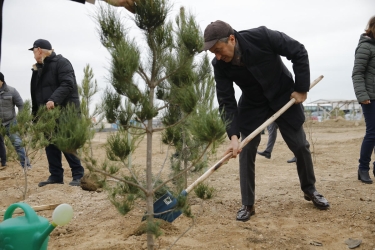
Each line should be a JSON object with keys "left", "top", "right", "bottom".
{"left": 202, "top": 20, "right": 329, "bottom": 222}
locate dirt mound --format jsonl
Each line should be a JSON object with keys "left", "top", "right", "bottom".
{"left": 80, "top": 173, "right": 100, "bottom": 191}
{"left": 131, "top": 218, "right": 180, "bottom": 236}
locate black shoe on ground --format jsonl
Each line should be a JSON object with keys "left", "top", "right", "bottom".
{"left": 236, "top": 205, "right": 255, "bottom": 222}
{"left": 287, "top": 157, "right": 297, "bottom": 163}
{"left": 69, "top": 179, "right": 81, "bottom": 186}
{"left": 303, "top": 190, "right": 330, "bottom": 210}
{"left": 257, "top": 151, "right": 271, "bottom": 159}
{"left": 358, "top": 169, "right": 373, "bottom": 184}
{"left": 38, "top": 178, "right": 64, "bottom": 187}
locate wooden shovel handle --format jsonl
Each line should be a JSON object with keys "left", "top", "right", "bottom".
{"left": 185, "top": 75, "right": 324, "bottom": 194}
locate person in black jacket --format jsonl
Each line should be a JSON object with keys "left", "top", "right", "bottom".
{"left": 202, "top": 20, "right": 330, "bottom": 221}
{"left": 29, "top": 39, "right": 84, "bottom": 187}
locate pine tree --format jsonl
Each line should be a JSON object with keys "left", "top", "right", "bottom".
{"left": 96, "top": 1, "right": 226, "bottom": 248}
{"left": 9, "top": 100, "right": 91, "bottom": 199}
{"left": 78, "top": 64, "right": 100, "bottom": 158}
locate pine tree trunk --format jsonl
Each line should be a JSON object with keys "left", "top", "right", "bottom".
{"left": 146, "top": 88, "right": 155, "bottom": 250}
{"left": 182, "top": 131, "right": 187, "bottom": 189}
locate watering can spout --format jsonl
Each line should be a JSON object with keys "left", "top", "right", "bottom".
{"left": 34, "top": 223, "right": 56, "bottom": 250}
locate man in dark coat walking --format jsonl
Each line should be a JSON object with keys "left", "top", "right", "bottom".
{"left": 202, "top": 20, "right": 330, "bottom": 221}
{"left": 29, "top": 39, "right": 84, "bottom": 187}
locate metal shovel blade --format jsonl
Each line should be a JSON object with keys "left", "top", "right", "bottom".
{"left": 142, "top": 190, "right": 188, "bottom": 223}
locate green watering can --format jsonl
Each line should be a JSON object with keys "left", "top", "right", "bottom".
{"left": 0, "top": 202, "right": 73, "bottom": 250}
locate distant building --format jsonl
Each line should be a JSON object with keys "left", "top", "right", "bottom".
{"left": 304, "top": 99, "right": 362, "bottom": 121}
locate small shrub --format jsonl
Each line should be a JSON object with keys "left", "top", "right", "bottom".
{"left": 194, "top": 182, "right": 215, "bottom": 199}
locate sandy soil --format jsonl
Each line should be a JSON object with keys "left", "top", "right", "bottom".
{"left": 1, "top": 119, "right": 375, "bottom": 250}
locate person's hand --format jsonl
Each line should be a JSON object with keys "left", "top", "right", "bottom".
{"left": 46, "top": 101, "right": 55, "bottom": 110}
{"left": 223, "top": 135, "right": 242, "bottom": 159}
{"left": 103, "top": 0, "right": 136, "bottom": 13}
{"left": 361, "top": 100, "right": 371, "bottom": 104}
{"left": 291, "top": 91, "right": 307, "bottom": 104}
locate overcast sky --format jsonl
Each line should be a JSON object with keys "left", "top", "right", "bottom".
{"left": 2, "top": 0, "right": 374, "bottom": 108}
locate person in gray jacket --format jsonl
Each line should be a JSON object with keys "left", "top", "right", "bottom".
{"left": 0, "top": 72, "right": 29, "bottom": 169}
{"left": 352, "top": 16, "right": 375, "bottom": 184}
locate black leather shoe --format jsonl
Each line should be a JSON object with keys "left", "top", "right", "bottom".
{"left": 236, "top": 205, "right": 255, "bottom": 221}
{"left": 38, "top": 178, "right": 64, "bottom": 187}
{"left": 287, "top": 157, "right": 297, "bottom": 163}
{"left": 358, "top": 169, "right": 373, "bottom": 184}
{"left": 257, "top": 151, "right": 271, "bottom": 159}
{"left": 304, "top": 191, "right": 330, "bottom": 210}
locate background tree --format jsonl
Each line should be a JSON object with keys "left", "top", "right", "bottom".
{"left": 95, "top": 1, "right": 226, "bottom": 249}
{"left": 79, "top": 64, "right": 100, "bottom": 127}
{"left": 78, "top": 64, "right": 101, "bottom": 159}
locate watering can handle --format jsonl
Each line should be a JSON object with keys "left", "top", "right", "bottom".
{"left": 3, "top": 203, "right": 40, "bottom": 224}
{"left": 185, "top": 75, "right": 324, "bottom": 194}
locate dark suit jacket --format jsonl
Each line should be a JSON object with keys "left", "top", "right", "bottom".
{"left": 213, "top": 26, "right": 309, "bottom": 138}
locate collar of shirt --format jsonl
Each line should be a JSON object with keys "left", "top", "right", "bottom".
{"left": 231, "top": 40, "right": 243, "bottom": 66}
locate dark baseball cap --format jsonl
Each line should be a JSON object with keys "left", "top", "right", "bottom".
{"left": 203, "top": 20, "right": 234, "bottom": 51}
{"left": 28, "top": 39, "right": 52, "bottom": 51}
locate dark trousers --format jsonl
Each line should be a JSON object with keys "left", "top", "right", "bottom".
{"left": 239, "top": 119, "right": 316, "bottom": 206}
{"left": 0, "top": 135, "right": 6, "bottom": 165}
{"left": 45, "top": 144, "right": 84, "bottom": 181}
{"left": 264, "top": 122, "right": 278, "bottom": 153}
{"left": 359, "top": 102, "right": 375, "bottom": 171}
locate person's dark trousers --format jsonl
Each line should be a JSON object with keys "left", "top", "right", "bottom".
{"left": 239, "top": 120, "right": 316, "bottom": 205}
{"left": 45, "top": 144, "right": 84, "bottom": 181}
{"left": 276, "top": 120, "right": 316, "bottom": 194}
{"left": 265, "top": 122, "right": 278, "bottom": 153}
{"left": 4, "top": 121, "right": 28, "bottom": 167}
{"left": 359, "top": 102, "right": 375, "bottom": 171}
{"left": 239, "top": 133, "right": 261, "bottom": 206}
{"left": 0, "top": 134, "right": 6, "bottom": 165}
